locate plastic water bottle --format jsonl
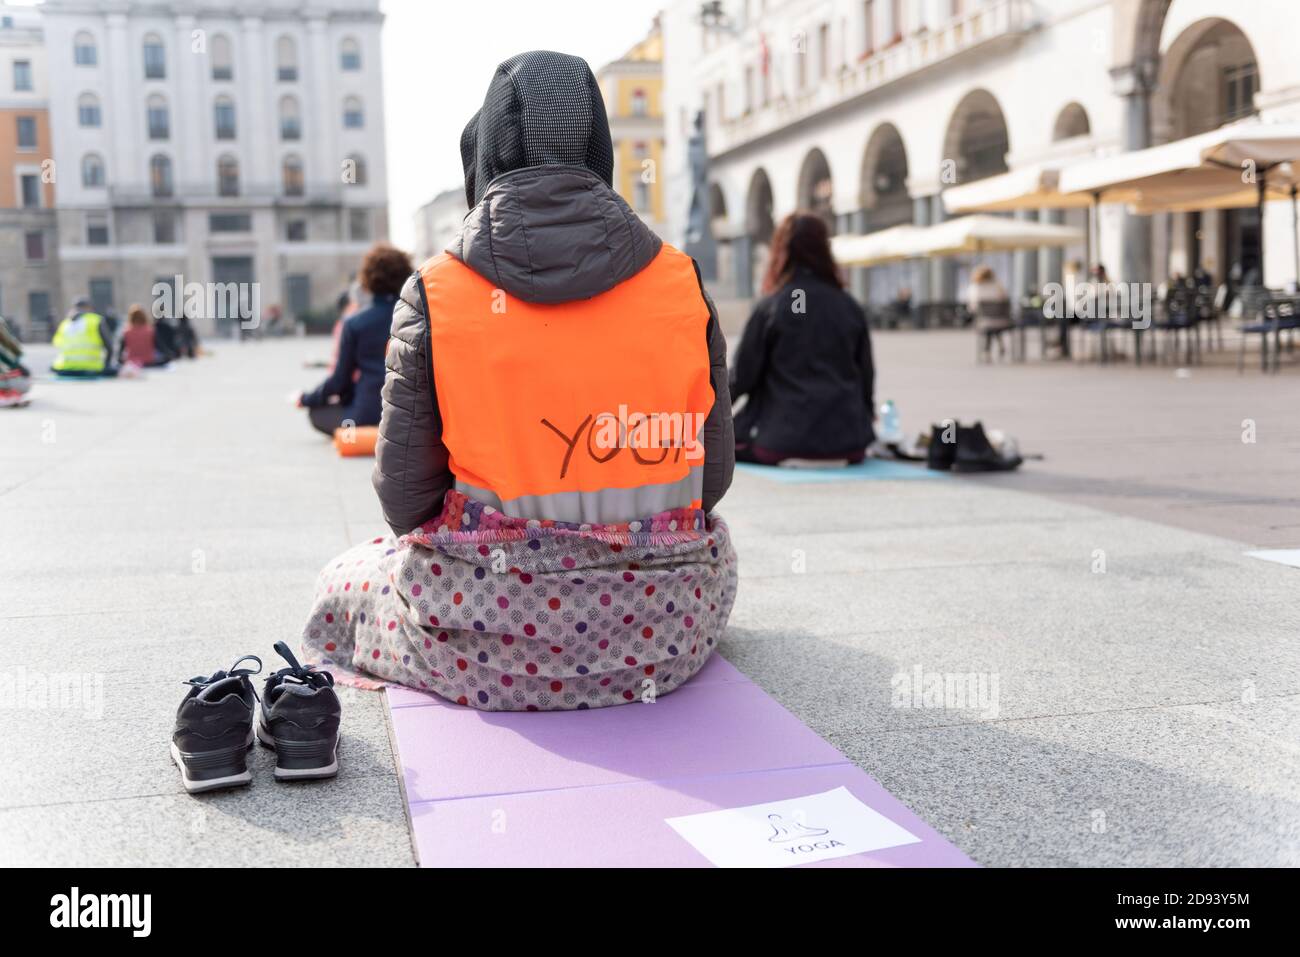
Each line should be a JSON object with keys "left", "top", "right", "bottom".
{"left": 879, "top": 399, "right": 902, "bottom": 445}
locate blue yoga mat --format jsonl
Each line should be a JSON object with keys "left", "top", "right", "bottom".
{"left": 735, "top": 459, "right": 946, "bottom": 483}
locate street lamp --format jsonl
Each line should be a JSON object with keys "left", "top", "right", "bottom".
{"left": 696, "top": 1, "right": 739, "bottom": 36}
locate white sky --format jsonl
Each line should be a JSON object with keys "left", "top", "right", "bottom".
{"left": 380, "top": 0, "right": 666, "bottom": 251}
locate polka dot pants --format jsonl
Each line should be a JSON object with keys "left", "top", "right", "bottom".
{"left": 301, "top": 513, "right": 738, "bottom": 711}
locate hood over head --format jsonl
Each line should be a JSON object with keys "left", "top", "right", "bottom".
{"left": 448, "top": 50, "right": 662, "bottom": 305}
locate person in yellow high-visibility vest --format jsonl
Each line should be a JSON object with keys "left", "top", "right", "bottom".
{"left": 51, "top": 297, "right": 117, "bottom": 377}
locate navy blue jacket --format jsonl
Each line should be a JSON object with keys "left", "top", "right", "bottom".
{"left": 301, "top": 293, "right": 396, "bottom": 426}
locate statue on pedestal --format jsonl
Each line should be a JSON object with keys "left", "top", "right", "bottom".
{"left": 684, "top": 110, "right": 718, "bottom": 281}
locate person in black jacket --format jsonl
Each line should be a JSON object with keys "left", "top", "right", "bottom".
{"left": 298, "top": 244, "right": 412, "bottom": 436}
{"left": 176, "top": 308, "right": 199, "bottom": 359}
{"left": 730, "top": 212, "right": 875, "bottom": 465}
{"left": 153, "top": 312, "right": 180, "bottom": 362}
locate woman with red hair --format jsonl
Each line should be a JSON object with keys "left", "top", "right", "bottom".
{"left": 730, "top": 212, "right": 876, "bottom": 465}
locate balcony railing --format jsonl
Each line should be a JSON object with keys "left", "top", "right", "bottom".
{"left": 713, "top": 0, "right": 1035, "bottom": 156}
{"left": 107, "top": 182, "right": 348, "bottom": 206}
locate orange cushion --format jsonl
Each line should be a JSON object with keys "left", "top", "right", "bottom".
{"left": 334, "top": 425, "right": 379, "bottom": 457}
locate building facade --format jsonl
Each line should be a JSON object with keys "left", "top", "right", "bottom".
{"left": 39, "top": 0, "right": 388, "bottom": 334}
{"left": 597, "top": 17, "right": 670, "bottom": 239}
{"left": 0, "top": 6, "right": 60, "bottom": 336}
{"left": 663, "top": 0, "right": 1300, "bottom": 303}
{"left": 411, "top": 187, "right": 467, "bottom": 265}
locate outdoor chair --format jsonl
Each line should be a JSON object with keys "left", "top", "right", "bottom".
{"left": 1239, "top": 296, "right": 1300, "bottom": 373}
{"left": 919, "top": 301, "right": 967, "bottom": 329}
{"left": 1013, "top": 304, "right": 1052, "bottom": 361}
{"left": 1153, "top": 295, "right": 1202, "bottom": 366}
{"left": 973, "top": 299, "right": 1014, "bottom": 362}
{"left": 1080, "top": 315, "right": 1137, "bottom": 365}
{"left": 1201, "top": 286, "right": 1227, "bottom": 351}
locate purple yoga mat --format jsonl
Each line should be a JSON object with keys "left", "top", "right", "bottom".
{"left": 387, "top": 654, "right": 975, "bottom": 867}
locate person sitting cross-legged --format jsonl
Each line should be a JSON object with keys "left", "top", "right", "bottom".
{"left": 51, "top": 297, "right": 117, "bottom": 378}
{"left": 730, "top": 212, "right": 876, "bottom": 466}
{"left": 295, "top": 51, "right": 737, "bottom": 711}
{"left": 297, "top": 244, "right": 412, "bottom": 437}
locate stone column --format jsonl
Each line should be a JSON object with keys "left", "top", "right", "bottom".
{"left": 1014, "top": 209, "right": 1040, "bottom": 300}
{"left": 240, "top": 17, "right": 272, "bottom": 188}
{"left": 931, "top": 193, "right": 953, "bottom": 302}
{"left": 733, "top": 234, "right": 752, "bottom": 299}
{"left": 306, "top": 16, "right": 337, "bottom": 194}
{"left": 1040, "top": 208, "right": 1064, "bottom": 288}
{"left": 1112, "top": 59, "right": 1157, "bottom": 284}
{"left": 105, "top": 14, "right": 137, "bottom": 190}
{"left": 850, "top": 208, "right": 869, "bottom": 305}
{"left": 911, "top": 195, "right": 931, "bottom": 304}
{"left": 173, "top": 16, "right": 205, "bottom": 190}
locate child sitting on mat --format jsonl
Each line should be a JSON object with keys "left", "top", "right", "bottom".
{"left": 299, "top": 51, "right": 737, "bottom": 711}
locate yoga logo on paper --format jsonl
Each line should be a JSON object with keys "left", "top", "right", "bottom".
{"left": 666, "top": 787, "right": 922, "bottom": 868}
{"left": 765, "top": 812, "right": 830, "bottom": 844}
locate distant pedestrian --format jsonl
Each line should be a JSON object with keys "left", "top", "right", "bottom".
{"left": 967, "top": 264, "right": 1012, "bottom": 361}
{"left": 119, "top": 305, "right": 170, "bottom": 370}
{"left": 889, "top": 286, "right": 914, "bottom": 328}
{"left": 153, "top": 311, "right": 181, "bottom": 361}
{"left": 176, "top": 309, "right": 199, "bottom": 359}
{"left": 296, "top": 243, "right": 412, "bottom": 436}
{"left": 731, "top": 212, "right": 875, "bottom": 464}
{"left": 52, "top": 297, "right": 117, "bottom": 377}
{"left": 0, "top": 316, "right": 32, "bottom": 406}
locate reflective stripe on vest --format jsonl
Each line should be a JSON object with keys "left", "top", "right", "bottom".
{"left": 421, "top": 246, "right": 714, "bottom": 524}
{"left": 52, "top": 312, "right": 106, "bottom": 372}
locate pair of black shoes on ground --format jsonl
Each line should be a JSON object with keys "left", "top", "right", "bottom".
{"left": 171, "top": 642, "right": 341, "bottom": 794}
{"left": 926, "top": 421, "right": 1023, "bottom": 472}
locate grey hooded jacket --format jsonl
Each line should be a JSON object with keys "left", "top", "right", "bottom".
{"left": 372, "top": 52, "right": 733, "bottom": 536}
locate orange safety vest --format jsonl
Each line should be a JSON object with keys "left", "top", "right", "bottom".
{"left": 420, "top": 244, "right": 714, "bottom": 524}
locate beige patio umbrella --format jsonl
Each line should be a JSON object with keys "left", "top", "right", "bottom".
{"left": 906, "top": 214, "right": 1084, "bottom": 257}
{"left": 830, "top": 224, "right": 926, "bottom": 267}
{"left": 1059, "top": 122, "right": 1300, "bottom": 278}
{"left": 832, "top": 215, "right": 1083, "bottom": 266}
{"left": 943, "top": 168, "right": 1100, "bottom": 329}
{"left": 942, "top": 164, "right": 1097, "bottom": 214}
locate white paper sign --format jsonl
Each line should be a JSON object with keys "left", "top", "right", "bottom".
{"left": 665, "top": 786, "right": 921, "bottom": 868}
{"left": 1245, "top": 549, "right": 1300, "bottom": 569}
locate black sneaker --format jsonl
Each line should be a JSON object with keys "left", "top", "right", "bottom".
{"left": 926, "top": 421, "right": 958, "bottom": 471}
{"left": 171, "top": 655, "right": 262, "bottom": 794}
{"left": 954, "top": 422, "right": 1023, "bottom": 472}
{"left": 257, "top": 641, "right": 341, "bottom": 781}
